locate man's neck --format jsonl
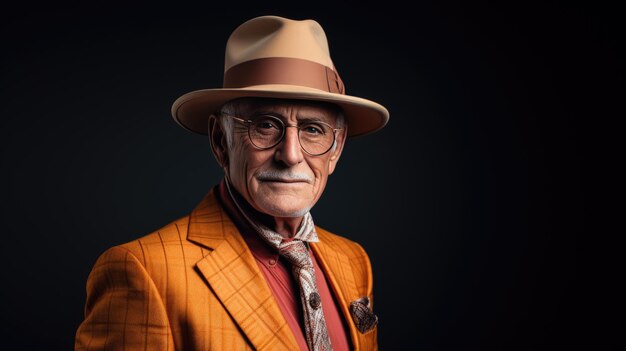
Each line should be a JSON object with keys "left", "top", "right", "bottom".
{"left": 223, "top": 179, "right": 305, "bottom": 238}
{"left": 270, "top": 216, "right": 304, "bottom": 238}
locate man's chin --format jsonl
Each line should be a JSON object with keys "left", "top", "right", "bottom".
{"left": 255, "top": 201, "right": 312, "bottom": 218}
{"left": 252, "top": 189, "right": 315, "bottom": 218}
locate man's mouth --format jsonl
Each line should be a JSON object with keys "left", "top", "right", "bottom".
{"left": 257, "top": 172, "right": 312, "bottom": 184}
{"left": 269, "top": 178, "right": 304, "bottom": 183}
{"left": 258, "top": 177, "right": 309, "bottom": 184}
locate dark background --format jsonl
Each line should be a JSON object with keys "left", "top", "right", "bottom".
{"left": 0, "top": 1, "right": 622, "bottom": 350}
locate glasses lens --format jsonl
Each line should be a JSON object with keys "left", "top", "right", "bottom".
{"left": 249, "top": 116, "right": 284, "bottom": 148}
{"left": 246, "top": 115, "right": 336, "bottom": 155}
{"left": 299, "top": 122, "right": 335, "bottom": 155}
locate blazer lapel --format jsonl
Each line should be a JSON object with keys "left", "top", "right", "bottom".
{"left": 310, "top": 232, "right": 362, "bottom": 349}
{"left": 187, "top": 190, "right": 299, "bottom": 351}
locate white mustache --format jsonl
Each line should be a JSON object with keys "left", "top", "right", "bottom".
{"left": 256, "top": 169, "right": 313, "bottom": 183}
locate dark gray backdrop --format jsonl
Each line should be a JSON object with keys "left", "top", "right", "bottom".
{"left": 0, "top": 1, "right": 621, "bottom": 350}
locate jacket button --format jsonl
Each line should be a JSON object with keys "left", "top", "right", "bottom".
{"left": 309, "top": 292, "right": 322, "bottom": 310}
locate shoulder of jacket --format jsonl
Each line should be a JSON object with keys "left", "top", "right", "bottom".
{"left": 315, "top": 225, "right": 369, "bottom": 260}
{"left": 108, "top": 215, "right": 192, "bottom": 259}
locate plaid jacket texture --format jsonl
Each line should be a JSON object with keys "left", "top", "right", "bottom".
{"left": 75, "top": 189, "right": 377, "bottom": 350}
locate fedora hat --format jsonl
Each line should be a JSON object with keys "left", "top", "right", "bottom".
{"left": 171, "top": 15, "right": 389, "bottom": 138}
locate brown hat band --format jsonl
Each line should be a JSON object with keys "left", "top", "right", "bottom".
{"left": 223, "top": 57, "right": 345, "bottom": 94}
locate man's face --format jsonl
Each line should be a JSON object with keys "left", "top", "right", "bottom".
{"left": 212, "top": 99, "right": 347, "bottom": 218}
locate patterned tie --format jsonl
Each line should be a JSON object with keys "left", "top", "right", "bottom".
{"left": 225, "top": 180, "right": 333, "bottom": 351}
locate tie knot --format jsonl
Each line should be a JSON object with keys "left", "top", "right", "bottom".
{"left": 278, "top": 240, "right": 312, "bottom": 269}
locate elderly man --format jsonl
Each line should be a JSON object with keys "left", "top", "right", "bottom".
{"left": 75, "top": 15, "right": 388, "bottom": 351}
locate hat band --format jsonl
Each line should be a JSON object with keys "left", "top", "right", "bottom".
{"left": 223, "top": 57, "right": 345, "bottom": 94}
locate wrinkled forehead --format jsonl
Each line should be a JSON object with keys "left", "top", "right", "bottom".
{"left": 225, "top": 97, "right": 341, "bottom": 122}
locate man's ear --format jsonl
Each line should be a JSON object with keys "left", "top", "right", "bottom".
{"left": 328, "top": 126, "right": 348, "bottom": 175}
{"left": 208, "top": 114, "right": 229, "bottom": 169}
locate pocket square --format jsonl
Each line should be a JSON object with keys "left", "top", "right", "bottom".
{"left": 349, "top": 296, "right": 378, "bottom": 334}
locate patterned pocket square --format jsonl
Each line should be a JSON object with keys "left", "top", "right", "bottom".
{"left": 349, "top": 296, "right": 378, "bottom": 334}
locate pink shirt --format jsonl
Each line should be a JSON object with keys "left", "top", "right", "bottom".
{"left": 216, "top": 180, "right": 351, "bottom": 351}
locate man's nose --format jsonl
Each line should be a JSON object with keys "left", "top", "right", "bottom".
{"left": 274, "top": 126, "right": 304, "bottom": 166}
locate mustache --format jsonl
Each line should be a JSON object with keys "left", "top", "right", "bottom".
{"left": 256, "top": 169, "right": 313, "bottom": 183}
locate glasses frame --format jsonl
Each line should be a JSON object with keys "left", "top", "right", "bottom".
{"left": 226, "top": 114, "right": 342, "bottom": 156}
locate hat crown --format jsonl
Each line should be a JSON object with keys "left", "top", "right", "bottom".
{"left": 224, "top": 16, "right": 334, "bottom": 71}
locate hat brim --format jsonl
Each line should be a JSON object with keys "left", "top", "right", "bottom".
{"left": 171, "top": 84, "right": 389, "bottom": 138}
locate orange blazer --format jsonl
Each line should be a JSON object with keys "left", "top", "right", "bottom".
{"left": 75, "top": 189, "right": 378, "bottom": 350}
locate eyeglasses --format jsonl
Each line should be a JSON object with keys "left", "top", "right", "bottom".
{"left": 227, "top": 114, "right": 342, "bottom": 156}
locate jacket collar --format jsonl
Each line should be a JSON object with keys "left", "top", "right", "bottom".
{"left": 187, "top": 187, "right": 362, "bottom": 350}
{"left": 311, "top": 231, "right": 362, "bottom": 349}
{"left": 186, "top": 188, "right": 298, "bottom": 350}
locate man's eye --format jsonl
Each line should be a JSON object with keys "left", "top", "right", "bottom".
{"left": 255, "top": 118, "right": 280, "bottom": 129}
{"left": 302, "top": 124, "right": 324, "bottom": 135}
{"left": 259, "top": 122, "right": 276, "bottom": 129}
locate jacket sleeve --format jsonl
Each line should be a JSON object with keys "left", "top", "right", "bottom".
{"left": 75, "top": 246, "right": 175, "bottom": 351}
